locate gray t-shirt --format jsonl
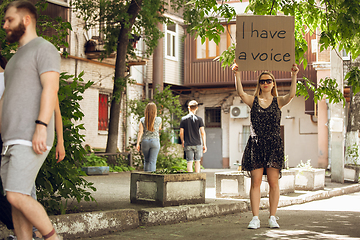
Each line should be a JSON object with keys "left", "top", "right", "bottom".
{"left": 140, "top": 117, "right": 162, "bottom": 140}
{"left": 2, "top": 37, "right": 60, "bottom": 147}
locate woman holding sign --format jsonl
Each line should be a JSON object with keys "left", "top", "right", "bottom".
{"left": 233, "top": 64, "right": 299, "bottom": 229}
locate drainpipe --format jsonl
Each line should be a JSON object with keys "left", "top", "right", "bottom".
{"left": 327, "top": 99, "right": 331, "bottom": 169}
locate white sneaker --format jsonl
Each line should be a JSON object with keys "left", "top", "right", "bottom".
{"left": 248, "top": 216, "right": 260, "bottom": 229}
{"left": 268, "top": 216, "right": 280, "bottom": 228}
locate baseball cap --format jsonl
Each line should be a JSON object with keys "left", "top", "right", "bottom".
{"left": 188, "top": 100, "right": 198, "bottom": 107}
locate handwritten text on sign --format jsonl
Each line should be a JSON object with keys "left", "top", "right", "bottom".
{"left": 235, "top": 15, "right": 295, "bottom": 72}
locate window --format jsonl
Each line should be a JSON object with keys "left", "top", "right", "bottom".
{"left": 165, "top": 24, "right": 178, "bottom": 60}
{"left": 205, "top": 107, "right": 221, "bottom": 127}
{"left": 342, "top": 49, "right": 351, "bottom": 61}
{"left": 98, "top": 94, "right": 109, "bottom": 131}
{"left": 196, "top": 24, "right": 235, "bottom": 59}
{"left": 196, "top": 37, "right": 218, "bottom": 59}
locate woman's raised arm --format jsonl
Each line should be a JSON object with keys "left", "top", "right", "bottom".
{"left": 233, "top": 64, "right": 254, "bottom": 108}
{"left": 278, "top": 64, "right": 299, "bottom": 108}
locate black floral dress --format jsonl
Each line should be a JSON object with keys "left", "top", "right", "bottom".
{"left": 242, "top": 96, "right": 284, "bottom": 177}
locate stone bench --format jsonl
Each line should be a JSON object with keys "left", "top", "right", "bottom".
{"left": 344, "top": 164, "right": 360, "bottom": 183}
{"left": 215, "top": 172, "right": 268, "bottom": 199}
{"left": 290, "top": 168, "right": 325, "bottom": 190}
{"left": 279, "top": 170, "right": 296, "bottom": 194}
{"left": 215, "top": 170, "right": 295, "bottom": 199}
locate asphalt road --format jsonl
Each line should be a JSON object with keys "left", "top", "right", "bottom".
{"left": 78, "top": 192, "right": 360, "bottom": 240}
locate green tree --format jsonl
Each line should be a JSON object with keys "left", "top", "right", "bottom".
{"left": 70, "top": 0, "right": 238, "bottom": 153}
{"left": 72, "top": 0, "right": 170, "bottom": 153}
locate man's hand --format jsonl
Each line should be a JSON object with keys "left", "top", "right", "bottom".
{"left": 55, "top": 142, "right": 65, "bottom": 163}
{"left": 32, "top": 124, "right": 48, "bottom": 154}
{"left": 203, "top": 145, "right": 207, "bottom": 153}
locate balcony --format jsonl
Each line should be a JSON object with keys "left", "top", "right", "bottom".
{"left": 184, "top": 34, "right": 317, "bottom": 88}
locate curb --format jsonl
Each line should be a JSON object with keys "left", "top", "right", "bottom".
{"left": 138, "top": 201, "right": 249, "bottom": 226}
{"left": 1, "top": 183, "right": 360, "bottom": 239}
{"left": 51, "top": 209, "right": 139, "bottom": 239}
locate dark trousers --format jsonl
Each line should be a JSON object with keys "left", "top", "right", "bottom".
{"left": 0, "top": 134, "right": 14, "bottom": 230}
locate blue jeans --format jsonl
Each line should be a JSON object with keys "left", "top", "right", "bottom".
{"left": 184, "top": 145, "right": 203, "bottom": 162}
{"left": 141, "top": 138, "right": 160, "bottom": 172}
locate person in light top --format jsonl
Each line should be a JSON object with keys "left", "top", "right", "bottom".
{"left": 136, "top": 102, "right": 162, "bottom": 172}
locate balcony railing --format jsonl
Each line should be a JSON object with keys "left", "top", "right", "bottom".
{"left": 184, "top": 34, "right": 317, "bottom": 88}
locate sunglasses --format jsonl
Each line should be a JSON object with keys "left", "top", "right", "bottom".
{"left": 259, "top": 79, "right": 273, "bottom": 85}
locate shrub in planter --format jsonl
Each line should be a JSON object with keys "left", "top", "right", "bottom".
{"left": 345, "top": 144, "right": 360, "bottom": 182}
{"left": 291, "top": 160, "right": 325, "bottom": 191}
{"left": 82, "top": 153, "right": 109, "bottom": 175}
{"left": 108, "top": 154, "right": 136, "bottom": 172}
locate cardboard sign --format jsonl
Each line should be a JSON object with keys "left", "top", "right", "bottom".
{"left": 236, "top": 15, "right": 295, "bottom": 72}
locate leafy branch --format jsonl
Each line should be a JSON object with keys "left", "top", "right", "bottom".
{"left": 296, "top": 77, "right": 346, "bottom": 106}
{"left": 345, "top": 66, "right": 360, "bottom": 95}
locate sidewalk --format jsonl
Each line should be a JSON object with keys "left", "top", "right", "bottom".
{"left": 1, "top": 169, "right": 360, "bottom": 239}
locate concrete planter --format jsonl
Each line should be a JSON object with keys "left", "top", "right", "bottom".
{"left": 81, "top": 166, "right": 109, "bottom": 175}
{"left": 215, "top": 171, "right": 268, "bottom": 199}
{"left": 215, "top": 170, "right": 295, "bottom": 199}
{"left": 278, "top": 170, "right": 296, "bottom": 194}
{"left": 344, "top": 164, "right": 360, "bottom": 183}
{"left": 290, "top": 168, "right": 325, "bottom": 191}
{"left": 130, "top": 172, "right": 206, "bottom": 207}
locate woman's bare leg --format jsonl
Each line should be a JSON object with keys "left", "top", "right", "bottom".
{"left": 267, "top": 167, "right": 280, "bottom": 216}
{"left": 250, "top": 168, "right": 264, "bottom": 216}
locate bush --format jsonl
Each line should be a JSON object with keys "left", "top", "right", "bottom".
{"left": 155, "top": 154, "right": 187, "bottom": 174}
{"left": 107, "top": 154, "right": 135, "bottom": 172}
{"left": 83, "top": 153, "right": 108, "bottom": 167}
{"left": 36, "top": 72, "right": 96, "bottom": 215}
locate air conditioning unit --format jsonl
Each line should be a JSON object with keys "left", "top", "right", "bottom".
{"left": 230, "top": 105, "right": 249, "bottom": 119}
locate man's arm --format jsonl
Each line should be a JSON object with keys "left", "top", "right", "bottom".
{"left": 0, "top": 95, "right": 4, "bottom": 132}
{"left": 55, "top": 98, "right": 65, "bottom": 162}
{"left": 32, "top": 71, "right": 59, "bottom": 154}
{"left": 179, "top": 128, "right": 184, "bottom": 148}
{"left": 200, "top": 126, "right": 207, "bottom": 153}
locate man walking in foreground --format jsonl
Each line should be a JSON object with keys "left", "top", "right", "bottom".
{"left": 180, "top": 100, "right": 207, "bottom": 173}
{"left": 1, "top": 1, "right": 61, "bottom": 239}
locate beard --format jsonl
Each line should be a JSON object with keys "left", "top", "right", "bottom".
{"left": 6, "top": 21, "right": 25, "bottom": 44}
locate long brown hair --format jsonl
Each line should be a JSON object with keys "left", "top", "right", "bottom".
{"left": 253, "top": 71, "right": 278, "bottom": 97}
{"left": 145, "top": 102, "right": 157, "bottom": 132}
{"left": 0, "top": 55, "right": 7, "bottom": 69}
